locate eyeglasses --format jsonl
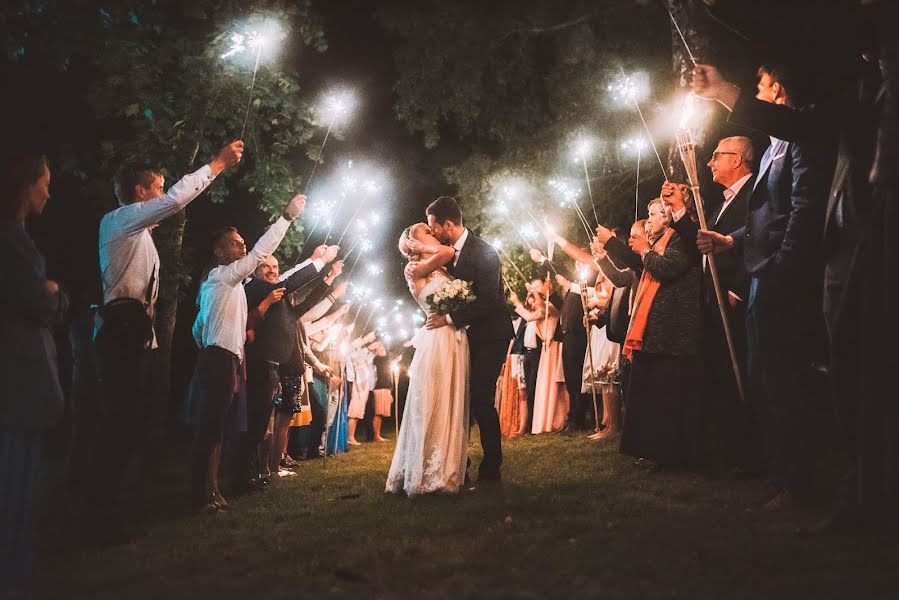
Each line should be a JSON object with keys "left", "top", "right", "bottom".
{"left": 710, "top": 151, "right": 740, "bottom": 161}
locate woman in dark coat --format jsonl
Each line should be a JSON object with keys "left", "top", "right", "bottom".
{"left": 603, "top": 196, "right": 702, "bottom": 469}
{"left": 0, "top": 151, "right": 64, "bottom": 589}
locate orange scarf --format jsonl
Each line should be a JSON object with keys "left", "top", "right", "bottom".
{"left": 623, "top": 228, "right": 675, "bottom": 359}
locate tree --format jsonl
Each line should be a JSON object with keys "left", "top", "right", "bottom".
{"left": 3, "top": 0, "right": 329, "bottom": 442}
{"left": 376, "top": 0, "right": 674, "bottom": 287}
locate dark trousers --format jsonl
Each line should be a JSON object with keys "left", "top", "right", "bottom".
{"left": 243, "top": 358, "right": 279, "bottom": 479}
{"left": 701, "top": 301, "right": 760, "bottom": 472}
{"left": 67, "top": 311, "right": 98, "bottom": 499}
{"left": 522, "top": 348, "right": 541, "bottom": 433}
{"left": 746, "top": 276, "right": 814, "bottom": 495}
{"left": 87, "top": 334, "right": 151, "bottom": 508}
{"left": 470, "top": 339, "right": 507, "bottom": 479}
{"left": 190, "top": 346, "right": 239, "bottom": 506}
{"left": 562, "top": 330, "right": 588, "bottom": 429}
{"left": 0, "top": 428, "right": 41, "bottom": 587}
{"left": 307, "top": 380, "right": 326, "bottom": 457}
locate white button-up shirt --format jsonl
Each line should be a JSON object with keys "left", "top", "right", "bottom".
{"left": 192, "top": 216, "right": 293, "bottom": 360}
{"left": 716, "top": 173, "right": 753, "bottom": 225}
{"left": 99, "top": 165, "right": 216, "bottom": 347}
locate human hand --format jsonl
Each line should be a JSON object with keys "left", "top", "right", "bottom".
{"left": 321, "top": 245, "right": 340, "bottom": 264}
{"left": 328, "top": 260, "right": 345, "bottom": 279}
{"left": 691, "top": 64, "right": 740, "bottom": 109}
{"left": 595, "top": 224, "right": 614, "bottom": 244}
{"left": 283, "top": 194, "right": 307, "bottom": 220}
{"left": 555, "top": 274, "right": 571, "bottom": 291}
{"left": 426, "top": 313, "right": 448, "bottom": 330}
{"left": 727, "top": 291, "right": 741, "bottom": 308}
{"left": 589, "top": 239, "right": 606, "bottom": 260}
{"left": 45, "top": 280, "right": 60, "bottom": 295}
{"left": 508, "top": 292, "right": 520, "bottom": 306}
{"left": 311, "top": 245, "right": 328, "bottom": 261}
{"left": 529, "top": 248, "right": 546, "bottom": 263}
{"left": 261, "top": 287, "right": 286, "bottom": 309}
{"left": 209, "top": 140, "right": 244, "bottom": 174}
{"left": 329, "top": 376, "right": 343, "bottom": 387}
{"left": 629, "top": 235, "right": 650, "bottom": 256}
{"left": 661, "top": 182, "right": 685, "bottom": 212}
{"left": 403, "top": 261, "right": 417, "bottom": 281}
{"left": 696, "top": 229, "right": 733, "bottom": 255}
{"left": 334, "top": 303, "right": 351, "bottom": 318}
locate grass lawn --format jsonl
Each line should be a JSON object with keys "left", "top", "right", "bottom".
{"left": 21, "top": 429, "right": 899, "bottom": 599}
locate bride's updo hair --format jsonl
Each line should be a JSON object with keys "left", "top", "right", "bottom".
{"left": 398, "top": 223, "right": 427, "bottom": 259}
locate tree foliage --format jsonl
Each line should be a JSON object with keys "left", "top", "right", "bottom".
{"left": 377, "top": 0, "right": 674, "bottom": 285}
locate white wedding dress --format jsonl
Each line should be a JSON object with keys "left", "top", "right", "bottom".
{"left": 386, "top": 269, "right": 470, "bottom": 496}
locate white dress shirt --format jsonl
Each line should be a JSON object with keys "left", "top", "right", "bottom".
{"left": 192, "top": 216, "right": 293, "bottom": 360}
{"left": 523, "top": 321, "right": 539, "bottom": 349}
{"left": 452, "top": 228, "right": 469, "bottom": 267}
{"left": 99, "top": 165, "right": 216, "bottom": 347}
{"left": 716, "top": 173, "right": 753, "bottom": 225}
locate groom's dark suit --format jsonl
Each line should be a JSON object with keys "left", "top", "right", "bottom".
{"left": 448, "top": 229, "right": 513, "bottom": 479}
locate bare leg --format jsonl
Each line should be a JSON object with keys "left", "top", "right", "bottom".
{"left": 373, "top": 416, "right": 387, "bottom": 441}
{"left": 270, "top": 412, "right": 292, "bottom": 473}
{"left": 592, "top": 387, "right": 620, "bottom": 440}
{"left": 348, "top": 417, "right": 361, "bottom": 445}
{"left": 514, "top": 399, "right": 529, "bottom": 436}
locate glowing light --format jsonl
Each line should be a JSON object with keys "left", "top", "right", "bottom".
{"left": 221, "top": 31, "right": 263, "bottom": 59}
{"left": 318, "top": 89, "right": 355, "bottom": 126}
{"left": 571, "top": 137, "right": 595, "bottom": 163}
{"left": 490, "top": 239, "right": 503, "bottom": 251}
{"left": 620, "top": 136, "right": 648, "bottom": 155}
{"left": 390, "top": 362, "right": 400, "bottom": 375}
{"left": 678, "top": 93, "right": 704, "bottom": 131}
{"left": 366, "top": 262, "right": 383, "bottom": 276}
{"left": 221, "top": 20, "right": 285, "bottom": 62}
{"left": 494, "top": 200, "right": 510, "bottom": 214}
{"left": 607, "top": 71, "right": 650, "bottom": 106}
{"left": 548, "top": 178, "right": 581, "bottom": 208}
{"left": 520, "top": 223, "right": 539, "bottom": 240}
{"left": 398, "top": 329, "right": 409, "bottom": 338}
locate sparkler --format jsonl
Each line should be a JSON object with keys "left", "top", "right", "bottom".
{"left": 665, "top": 4, "right": 698, "bottom": 67}
{"left": 322, "top": 161, "right": 361, "bottom": 242}
{"left": 621, "top": 136, "right": 648, "bottom": 221}
{"left": 490, "top": 239, "right": 528, "bottom": 282}
{"left": 570, "top": 137, "right": 600, "bottom": 227}
{"left": 336, "top": 177, "right": 382, "bottom": 246}
{"left": 608, "top": 69, "right": 668, "bottom": 181}
{"left": 548, "top": 178, "right": 593, "bottom": 239}
{"left": 222, "top": 23, "right": 283, "bottom": 140}
{"left": 493, "top": 201, "right": 533, "bottom": 249}
{"left": 577, "top": 270, "right": 601, "bottom": 432}
{"left": 304, "top": 89, "right": 356, "bottom": 196}
{"left": 676, "top": 127, "right": 745, "bottom": 403}
{"left": 346, "top": 238, "right": 373, "bottom": 276}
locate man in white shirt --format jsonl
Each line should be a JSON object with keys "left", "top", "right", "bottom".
{"left": 86, "top": 141, "right": 243, "bottom": 526}
{"left": 190, "top": 193, "right": 309, "bottom": 511}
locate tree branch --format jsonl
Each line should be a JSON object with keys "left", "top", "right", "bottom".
{"left": 496, "top": 13, "right": 595, "bottom": 43}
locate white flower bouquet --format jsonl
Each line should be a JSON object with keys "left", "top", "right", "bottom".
{"left": 426, "top": 279, "right": 476, "bottom": 316}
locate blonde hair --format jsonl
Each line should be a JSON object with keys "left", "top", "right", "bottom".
{"left": 398, "top": 223, "right": 427, "bottom": 259}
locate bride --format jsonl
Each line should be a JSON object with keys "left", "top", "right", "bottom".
{"left": 386, "top": 223, "right": 470, "bottom": 496}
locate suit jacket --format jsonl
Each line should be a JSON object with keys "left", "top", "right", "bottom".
{"left": 730, "top": 137, "right": 827, "bottom": 289}
{"left": 0, "top": 222, "right": 64, "bottom": 429}
{"left": 670, "top": 182, "right": 751, "bottom": 303}
{"left": 448, "top": 231, "right": 514, "bottom": 346}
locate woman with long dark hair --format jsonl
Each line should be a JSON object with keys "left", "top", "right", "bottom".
{"left": 0, "top": 151, "right": 64, "bottom": 589}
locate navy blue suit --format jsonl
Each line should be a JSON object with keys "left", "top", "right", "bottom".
{"left": 448, "top": 231, "right": 513, "bottom": 479}
{"left": 730, "top": 137, "right": 827, "bottom": 495}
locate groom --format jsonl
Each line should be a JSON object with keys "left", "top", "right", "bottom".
{"left": 425, "top": 196, "right": 513, "bottom": 483}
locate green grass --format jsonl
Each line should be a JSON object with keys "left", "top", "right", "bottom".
{"left": 25, "top": 430, "right": 899, "bottom": 599}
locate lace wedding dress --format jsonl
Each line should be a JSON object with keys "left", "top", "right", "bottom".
{"left": 386, "top": 269, "right": 470, "bottom": 495}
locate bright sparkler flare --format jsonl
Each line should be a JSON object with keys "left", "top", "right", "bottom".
{"left": 221, "top": 31, "right": 264, "bottom": 59}
{"left": 678, "top": 92, "right": 701, "bottom": 131}
{"left": 319, "top": 89, "right": 356, "bottom": 125}
{"left": 571, "top": 137, "right": 595, "bottom": 163}
{"left": 520, "top": 223, "right": 539, "bottom": 240}
{"left": 607, "top": 71, "right": 650, "bottom": 106}
{"left": 367, "top": 262, "right": 384, "bottom": 276}
{"left": 621, "top": 136, "right": 648, "bottom": 154}
{"left": 548, "top": 178, "right": 581, "bottom": 208}
{"left": 490, "top": 238, "right": 503, "bottom": 251}
{"left": 495, "top": 200, "right": 510, "bottom": 214}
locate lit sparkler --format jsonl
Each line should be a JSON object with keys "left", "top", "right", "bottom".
{"left": 548, "top": 177, "right": 592, "bottom": 238}
{"left": 621, "top": 136, "right": 648, "bottom": 220}
{"left": 569, "top": 136, "right": 600, "bottom": 227}
{"left": 608, "top": 69, "right": 668, "bottom": 181}
{"left": 303, "top": 88, "right": 357, "bottom": 199}
{"left": 222, "top": 21, "right": 284, "bottom": 140}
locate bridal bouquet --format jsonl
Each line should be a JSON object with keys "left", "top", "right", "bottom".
{"left": 426, "top": 279, "right": 476, "bottom": 315}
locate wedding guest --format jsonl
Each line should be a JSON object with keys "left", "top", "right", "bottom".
{"left": 190, "top": 193, "right": 306, "bottom": 513}
{"left": 511, "top": 281, "right": 568, "bottom": 434}
{"left": 347, "top": 333, "right": 376, "bottom": 445}
{"left": 497, "top": 315, "right": 527, "bottom": 437}
{"left": 88, "top": 140, "right": 243, "bottom": 522}
{"left": 369, "top": 342, "right": 394, "bottom": 442}
{"left": 604, "top": 198, "right": 703, "bottom": 469}
{"left": 697, "top": 65, "right": 829, "bottom": 508}
{"left": 0, "top": 151, "right": 64, "bottom": 589}
{"left": 583, "top": 275, "right": 621, "bottom": 440}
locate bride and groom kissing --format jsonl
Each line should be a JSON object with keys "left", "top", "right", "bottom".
{"left": 386, "top": 196, "right": 513, "bottom": 496}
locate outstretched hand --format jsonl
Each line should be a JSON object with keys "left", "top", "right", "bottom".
{"left": 691, "top": 64, "right": 740, "bottom": 110}
{"left": 284, "top": 195, "right": 306, "bottom": 220}
{"left": 209, "top": 140, "right": 244, "bottom": 175}
{"left": 426, "top": 313, "right": 448, "bottom": 330}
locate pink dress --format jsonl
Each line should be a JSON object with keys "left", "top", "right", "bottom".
{"left": 530, "top": 305, "right": 569, "bottom": 434}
